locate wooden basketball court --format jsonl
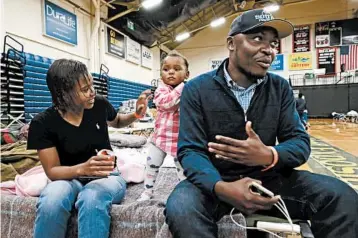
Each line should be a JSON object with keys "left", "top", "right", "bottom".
{"left": 298, "top": 119, "right": 358, "bottom": 191}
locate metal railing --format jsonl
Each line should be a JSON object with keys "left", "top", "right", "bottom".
{"left": 289, "top": 72, "right": 358, "bottom": 87}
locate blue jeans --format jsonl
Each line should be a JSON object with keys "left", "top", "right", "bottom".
{"left": 165, "top": 170, "right": 358, "bottom": 238}
{"left": 33, "top": 176, "right": 126, "bottom": 238}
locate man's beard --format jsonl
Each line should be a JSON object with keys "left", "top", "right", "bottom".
{"left": 238, "top": 64, "right": 265, "bottom": 82}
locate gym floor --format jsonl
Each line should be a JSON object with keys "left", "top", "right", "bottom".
{"left": 299, "top": 119, "right": 358, "bottom": 191}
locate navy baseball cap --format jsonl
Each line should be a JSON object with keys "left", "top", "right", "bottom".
{"left": 228, "top": 9, "right": 293, "bottom": 39}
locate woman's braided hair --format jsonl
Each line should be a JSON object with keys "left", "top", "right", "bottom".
{"left": 46, "top": 59, "right": 89, "bottom": 114}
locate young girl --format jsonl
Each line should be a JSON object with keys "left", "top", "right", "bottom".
{"left": 27, "top": 59, "right": 151, "bottom": 238}
{"left": 138, "top": 51, "right": 190, "bottom": 201}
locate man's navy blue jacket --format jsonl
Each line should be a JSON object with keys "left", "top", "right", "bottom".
{"left": 177, "top": 59, "right": 310, "bottom": 196}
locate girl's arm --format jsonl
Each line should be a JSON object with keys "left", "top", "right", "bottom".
{"left": 154, "top": 83, "right": 185, "bottom": 112}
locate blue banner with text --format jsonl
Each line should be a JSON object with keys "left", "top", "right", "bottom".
{"left": 44, "top": 0, "right": 77, "bottom": 45}
{"left": 269, "top": 54, "right": 284, "bottom": 71}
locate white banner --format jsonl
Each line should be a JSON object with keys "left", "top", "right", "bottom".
{"left": 126, "top": 37, "right": 141, "bottom": 64}
{"left": 141, "top": 45, "right": 153, "bottom": 69}
{"left": 209, "top": 58, "right": 224, "bottom": 70}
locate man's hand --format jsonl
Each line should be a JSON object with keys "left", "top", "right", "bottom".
{"left": 208, "top": 121, "right": 273, "bottom": 166}
{"left": 214, "top": 178, "right": 279, "bottom": 215}
{"left": 135, "top": 89, "right": 153, "bottom": 117}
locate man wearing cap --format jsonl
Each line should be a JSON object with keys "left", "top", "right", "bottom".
{"left": 165, "top": 9, "right": 358, "bottom": 238}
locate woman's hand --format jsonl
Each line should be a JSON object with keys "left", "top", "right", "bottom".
{"left": 77, "top": 155, "right": 115, "bottom": 177}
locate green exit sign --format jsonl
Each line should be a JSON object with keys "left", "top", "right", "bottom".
{"left": 127, "top": 19, "right": 135, "bottom": 31}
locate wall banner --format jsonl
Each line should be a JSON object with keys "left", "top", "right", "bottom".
{"left": 106, "top": 27, "right": 125, "bottom": 59}
{"left": 43, "top": 0, "right": 77, "bottom": 45}
{"left": 293, "top": 25, "right": 310, "bottom": 52}
{"left": 288, "top": 53, "right": 312, "bottom": 70}
{"left": 126, "top": 37, "right": 141, "bottom": 65}
{"left": 269, "top": 54, "right": 284, "bottom": 71}
{"left": 141, "top": 45, "right": 153, "bottom": 69}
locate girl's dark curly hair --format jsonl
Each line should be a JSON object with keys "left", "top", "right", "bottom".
{"left": 46, "top": 59, "right": 90, "bottom": 114}
{"left": 161, "top": 50, "right": 189, "bottom": 71}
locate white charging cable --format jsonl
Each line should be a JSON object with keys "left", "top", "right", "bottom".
{"left": 275, "top": 197, "right": 294, "bottom": 231}
{"left": 230, "top": 197, "right": 295, "bottom": 238}
{"left": 230, "top": 207, "right": 285, "bottom": 238}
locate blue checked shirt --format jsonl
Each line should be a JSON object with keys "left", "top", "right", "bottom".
{"left": 223, "top": 64, "right": 265, "bottom": 115}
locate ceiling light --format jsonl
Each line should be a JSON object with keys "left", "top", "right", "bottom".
{"left": 263, "top": 4, "right": 280, "bottom": 12}
{"left": 175, "top": 32, "right": 190, "bottom": 41}
{"left": 210, "top": 17, "right": 226, "bottom": 27}
{"left": 142, "top": 0, "right": 163, "bottom": 10}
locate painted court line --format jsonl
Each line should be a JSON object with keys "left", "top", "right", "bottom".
{"left": 310, "top": 137, "right": 358, "bottom": 190}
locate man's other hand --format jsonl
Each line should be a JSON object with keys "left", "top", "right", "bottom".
{"left": 208, "top": 121, "right": 273, "bottom": 167}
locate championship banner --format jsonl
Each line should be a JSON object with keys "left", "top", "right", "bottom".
{"left": 293, "top": 25, "right": 310, "bottom": 52}
{"left": 317, "top": 47, "right": 336, "bottom": 75}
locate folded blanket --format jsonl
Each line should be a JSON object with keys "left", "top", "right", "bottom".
{"left": 1, "top": 159, "right": 41, "bottom": 182}
{"left": 0, "top": 163, "right": 18, "bottom": 182}
{"left": 1, "top": 141, "right": 39, "bottom": 162}
{"left": 1, "top": 141, "right": 41, "bottom": 182}
{"left": 1, "top": 168, "right": 247, "bottom": 238}
{"left": 0, "top": 166, "right": 50, "bottom": 197}
{"left": 109, "top": 133, "right": 147, "bottom": 148}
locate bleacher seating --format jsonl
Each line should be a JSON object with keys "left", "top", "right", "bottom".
{"left": 4, "top": 49, "right": 151, "bottom": 122}
{"left": 22, "top": 52, "right": 53, "bottom": 121}
{"left": 108, "top": 77, "right": 151, "bottom": 109}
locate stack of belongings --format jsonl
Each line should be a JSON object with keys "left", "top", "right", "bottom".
{"left": 1, "top": 123, "right": 30, "bottom": 145}
{"left": 332, "top": 112, "right": 347, "bottom": 121}
{"left": 1, "top": 128, "right": 18, "bottom": 145}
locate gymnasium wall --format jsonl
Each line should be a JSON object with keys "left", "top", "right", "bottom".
{"left": 175, "top": 0, "right": 358, "bottom": 79}
{"left": 2, "top": 0, "right": 91, "bottom": 65}
{"left": 1, "top": 0, "right": 166, "bottom": 84}
{"left": 293, "top": 84, "right": 358, "bottom": 117}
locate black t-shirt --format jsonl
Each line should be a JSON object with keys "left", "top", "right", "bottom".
{"left": 27, "top": 95, "right": 117, "bottom": 166}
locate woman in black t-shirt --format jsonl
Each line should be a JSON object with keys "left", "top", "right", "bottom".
{"left": 27, "top": 59, "right": 151, "bottom": 238}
